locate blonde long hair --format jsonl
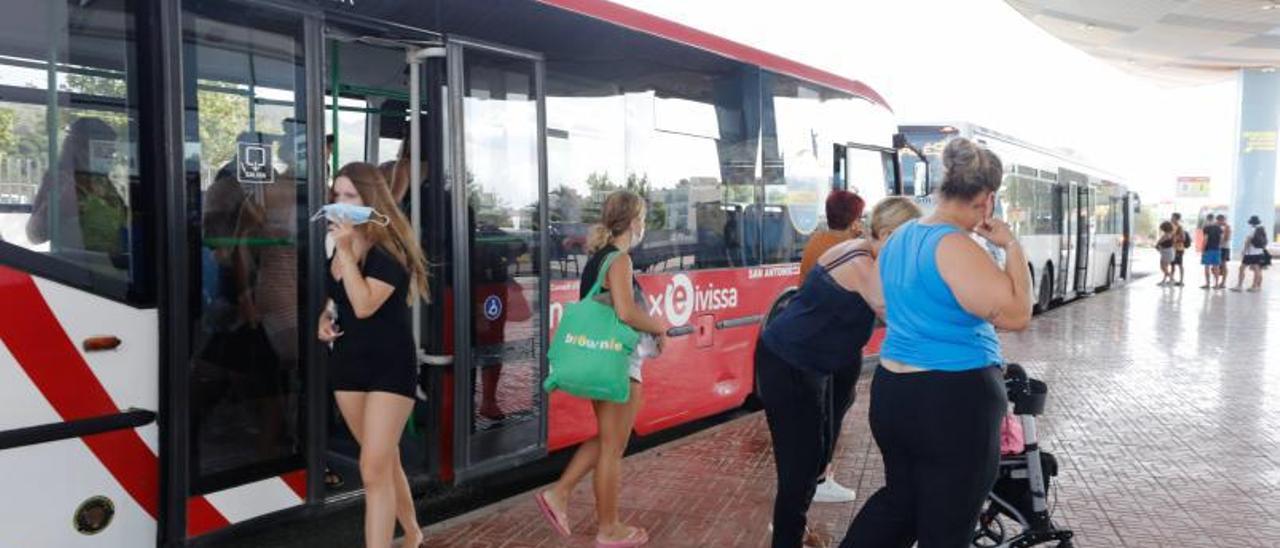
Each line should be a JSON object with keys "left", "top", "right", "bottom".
{"left": 335, "top": 162, "right": 431, "bottom": 304}
{"left": 586, "top": 190, "right": 645, "bottom": 254}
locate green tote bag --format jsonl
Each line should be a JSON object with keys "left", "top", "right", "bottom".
{"left": 544, "top": 252, "right": 639, "bottom": 403}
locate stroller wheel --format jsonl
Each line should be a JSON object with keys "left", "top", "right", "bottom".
{"left": 971, "top": 507, "right": 1006, "bottom": 547}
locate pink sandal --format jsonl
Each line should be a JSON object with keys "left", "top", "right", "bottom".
{"left": 533, "top": 491, "right": 571, "bottom": 537}
{"left": 595, "top": 526, "right": 648, "bottom": 547}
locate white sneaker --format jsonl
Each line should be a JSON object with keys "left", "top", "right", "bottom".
{"left": 812, "top": 477, "right": 856, "bottom": 503}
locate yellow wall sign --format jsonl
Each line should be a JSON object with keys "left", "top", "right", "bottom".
{"left": 1243, "top": 131, "right": 1277, "bottom": 153}
{"left": 1176, "top": 176, "right": 1210, "bottom": 198}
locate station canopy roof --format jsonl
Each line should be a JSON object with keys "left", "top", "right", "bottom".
{"left": 1007, "top": 0, "right": 1280, "bottom": 85}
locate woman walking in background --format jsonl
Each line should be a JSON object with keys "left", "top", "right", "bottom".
{"left": 1157, "top": 221, "right": 1175, "bottom": 286}
{"left": 1232, "top": 215, "right": 1268, "bottom": 292}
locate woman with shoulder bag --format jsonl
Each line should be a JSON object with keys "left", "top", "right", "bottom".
{"left": 536, "top": 190, "right": 665, "bottom": 547}
{"left": 1232, "top": 215, "right": 1268, "bottom": 292}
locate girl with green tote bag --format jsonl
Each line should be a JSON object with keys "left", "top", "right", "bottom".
{"left": 538, "top": 190, "right": 666, "bottom": 548}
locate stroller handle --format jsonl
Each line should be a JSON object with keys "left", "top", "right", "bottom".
{"left": 1003, "top": 362, "right": 1048, "bottom": 416}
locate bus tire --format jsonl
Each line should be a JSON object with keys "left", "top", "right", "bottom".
{"left": 745, "top": 288, "right": 798, "bottom": 411}
{"left": 1028, "top": 263, "right": 1040, "bottom": 314}
{"left": 1105, "top": 255, "right": 1116, "bottom": 290}
{"left": 1038, "top": 269, "right": 1054, "bottom": 312}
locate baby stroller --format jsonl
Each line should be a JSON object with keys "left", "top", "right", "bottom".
{"left": 972, "top": 363, "right": 1074, "bottom": 548}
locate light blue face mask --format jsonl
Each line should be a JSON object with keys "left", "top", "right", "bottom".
{"left": 310, "top": 203, "right": 391, "bottom": 226}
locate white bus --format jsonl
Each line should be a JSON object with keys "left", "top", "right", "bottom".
{"left": 899, "top": 123, "right": 1139, "bottom": 312}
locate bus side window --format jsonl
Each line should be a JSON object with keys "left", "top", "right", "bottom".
{"left": 0, "top": 0, "right": 149, "bottom": 303}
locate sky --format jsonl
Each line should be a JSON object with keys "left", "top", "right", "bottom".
{"left": 615, "top": 0, "right": 1242, "bottom": 209}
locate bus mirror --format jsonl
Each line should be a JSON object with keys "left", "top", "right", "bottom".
{"left": 915, "top": 163, "right": 928, "bottom": 193}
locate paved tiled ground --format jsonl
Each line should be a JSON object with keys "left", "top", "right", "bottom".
{"left": 419, "top": 258, "right": 1280, "bottom": 547}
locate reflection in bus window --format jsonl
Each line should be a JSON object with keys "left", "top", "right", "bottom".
{"left": 0, "top": 0, "right": 142, "bottom": 297}
{"left": 545, "top": 68, "right": 757, "bottom": 277}
{"left": 765, "top": 80, "right": 819, "bottom": 264}
{"left": 183, "top": 6, "right": 307, "bottom": 493}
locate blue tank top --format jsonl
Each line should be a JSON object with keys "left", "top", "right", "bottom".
{"left": 878, "top": 220, "right": 1001, "bottom": 371}
{"left": 761, "top": 248, "right": 877, "bottom": 374}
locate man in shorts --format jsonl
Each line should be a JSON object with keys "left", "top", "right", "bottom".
{"left": 1200, "top": 213, "right": 1223, "bottom": 289}
{"left": 1215, "top": 214, "right": 1231, "bottom": 289}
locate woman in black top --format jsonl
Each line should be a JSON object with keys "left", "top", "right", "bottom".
{"left": 535, "top": 190, "right": 666, "bottom": 547}
{"left": 755, "top": 197, "right": 921, "bottom": 548}
{"left": 317, "top": 163, "right": 430, "bottom": 548}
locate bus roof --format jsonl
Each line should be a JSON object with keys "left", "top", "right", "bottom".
{"left": 901, "top": 122, "right": 1127, "bottom": 184}
{"left": 538, "top": 0, "right": 891, "bottom": 111}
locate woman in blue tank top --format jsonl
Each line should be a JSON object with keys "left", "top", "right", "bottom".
{"left": 755, "top": 197, "right": 922, "bottom": 548}
{"left": 843, "top": 138, "right": 1033, "bottom": 548}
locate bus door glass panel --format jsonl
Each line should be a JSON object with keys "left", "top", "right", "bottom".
{"left": 844, "top": 145, "right": 893, "bottom": 225}
{"left": 1075, "top": 185, "right": 1090, "bottom": 292}
{"left": 181, "top": 2, "right": 309, "bottom": 493}
{"left": 321, "top": 36, "right": 434, "bottom": 496}
{"left": 1055, "top": 183, "right": 1070, "bottom": 298}
{"left": 453, "top": 45, "right": 546, "bottom": 478}
{"left": 1121, "top": 193, "right": 1132, "bottom": 278}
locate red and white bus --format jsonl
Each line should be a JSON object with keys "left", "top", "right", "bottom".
{"left": 0, "top": 1, "right": 908, "bottom": 545}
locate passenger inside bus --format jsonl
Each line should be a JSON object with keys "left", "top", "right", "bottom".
{"left": 25, "top": 117, "right": 128, "bottom": 266}
{"left": 377, "top": 139, "right": 418, "bottom": 208}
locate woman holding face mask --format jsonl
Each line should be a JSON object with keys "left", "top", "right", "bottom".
{"left": 842, "top": 138, "right": 1032, "bottom": 548}
{"left": 317, "top": 162, "right": 430, "bottom": 547}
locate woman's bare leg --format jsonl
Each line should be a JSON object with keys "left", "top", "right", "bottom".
{"left": 594, "top": 382, "right": 644, "bottom": 541}
{"left": 336, "top": 392, "right": 422, "bottom": 544}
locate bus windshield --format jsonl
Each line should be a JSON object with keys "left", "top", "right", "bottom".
{"left": 900, "top": 129, "right": 950, "bottom": 197}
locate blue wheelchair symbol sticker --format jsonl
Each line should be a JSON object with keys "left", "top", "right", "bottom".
{"left": 483, "top": 295, "right": 503, "bottom": 320}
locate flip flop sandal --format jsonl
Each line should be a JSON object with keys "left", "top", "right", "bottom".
{"left": 595, "top": 526, "right": 648, "bottom": 547}
{"left": 534, "top": 491, "right": 571, "bottom": 537}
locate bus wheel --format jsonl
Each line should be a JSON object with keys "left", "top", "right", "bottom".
{"left": 1106, "top": 256, "right": 1116, "bottom": 289}
{"left": 1038, "top": 271, "right": 1053, "bottom": 312}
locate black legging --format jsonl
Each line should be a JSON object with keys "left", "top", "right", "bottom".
{"left": 820, "top": 359, "right": 862, "bottom": 479}
{"left": 842, "top": 365, "right": 1006, "bottom": 548}
{"left": 757, "top": 343, "right": 828, "bottom": 548}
